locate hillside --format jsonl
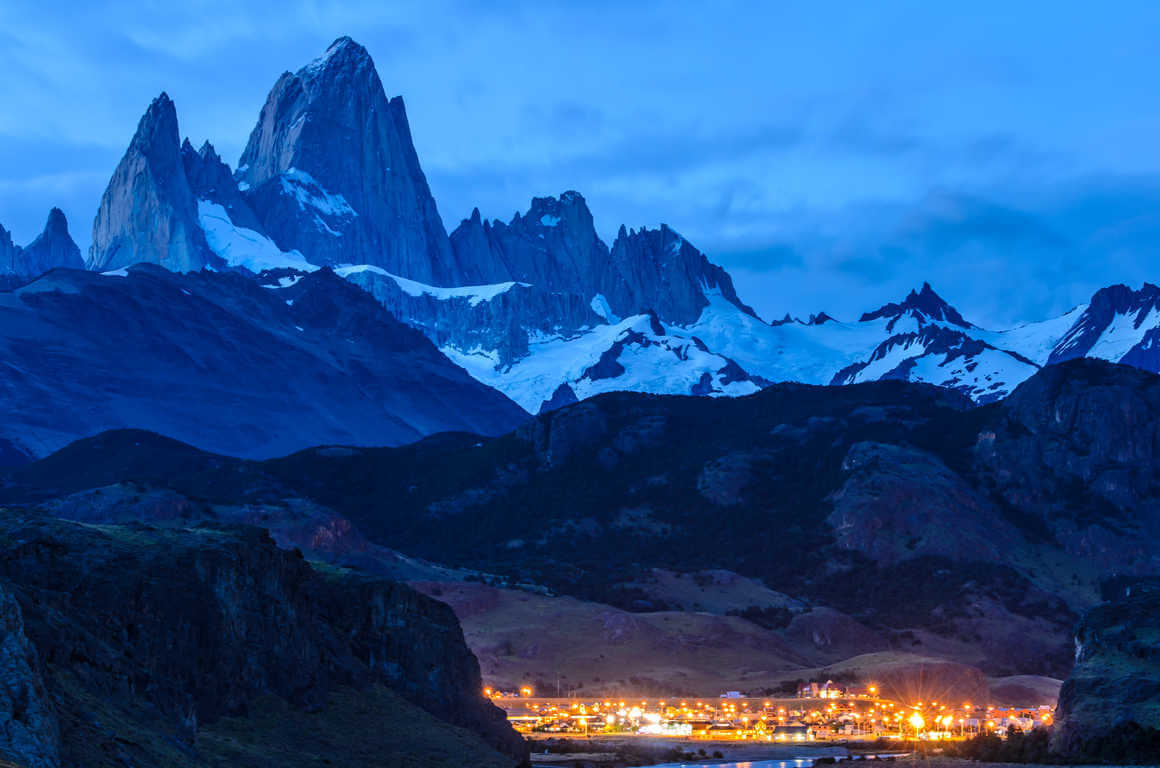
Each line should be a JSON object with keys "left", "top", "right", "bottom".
{"left": 0, "top": 510, "right": 527, "bottom": 767}
{"left": 0, "top": 265, "right": 527, "bottom": 460}
{"left": 5, "top": 359, "right": 1158, "bottom": 688}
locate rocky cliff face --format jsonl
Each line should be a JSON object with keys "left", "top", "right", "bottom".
{"left": 602, "top": 223, "right": 755, "bottom": 324}
{"left": 445, "top": 193, "right": 752, "bottom": 325}
{"left": 1052, "top": 582, "right": 1160, "bottom": 759}
{"left": 0, "top": 510, "right": 527, "bottom": 767}
{"left": 449, "top": 192, "right": 610, "bottom": 292}
{"left": 237, "top": 37, "right": 457, "bottom": 282}
{"left": 974, "top": 359, "right": 1160, "bottom": 572}
{"left": 88, "top": 93, "right": 218, "bottom": 273}
{"left": 0, "top": 222, "right": 19, "bottom": 275}
{"left": 0, "top": 582, "right": 60, "bottom": 768}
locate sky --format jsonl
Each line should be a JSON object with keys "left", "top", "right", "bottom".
{"left": 2, "top": 0, "right": 1159, "bottom": 326}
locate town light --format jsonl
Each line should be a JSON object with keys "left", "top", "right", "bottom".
{"left": 909, "top": 712, "right": 925, "bottom": 732}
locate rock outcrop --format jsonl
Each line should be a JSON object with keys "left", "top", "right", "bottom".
{"left": 88, "top": 93, "right": 218, "bottom": 272}
{"left": 0, "top": 509, "right": 528, "bottom": 767}
{"left": 238, "top": 37, "right": 458, "bottom": 282}
{"left": 0, "top": 582, "right": 60, "bottom": 768}
{"left": 0, "top": 222, "right": 19, "bottom": 275}
{"left": 1052, "top": 582, "right": 1160, "bottom": 761}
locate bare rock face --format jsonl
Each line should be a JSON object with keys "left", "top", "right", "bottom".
{"left": 974, "top": 359, "right": 1160, "bottom": 572}
{"left": 447, "top": 193, "right": 753, "bottom": 326}
{"left": 602, "top": 223, "right": 756, "bottom": 324}
{"left": 88, "top": 93, "right": 218, "bottom": 272}
{"left": 0, "top": 583, "right": 61, "bottom": 768}
{"left": 0, "top": 222, "right": 19, "bottom": 275}
{"left": 828, "top": 441, "right": 1011, "bottom": 565}
{"left": 449, "top": 192, "right": 610, "bottom": 291}
{"left": 1052, "top": 582, "right": 1160, "bottom": 760}
{"left": 0, "top": 510, "right": 528, "bottom": 766}
{"left": 238, "top": 37, "right": 457, "bottom": 283}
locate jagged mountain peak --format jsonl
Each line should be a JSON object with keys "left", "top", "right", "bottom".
{"left": 89, "top": 94, "right": 218, "bottom": 273}
{"left": 197, "top": 140, "right": 221, "bottom": 163}
{"left": 1047, "top": 282, "right": 1160, "bottom": 367}
{"left": 521, "top": 190, "right": 595, "bottom": 230}
{"left": 1, "top": 209, "right": 84, "bottom": 276}
{"left": 861, "top": 281, "right": 970, "bottom": 329}
{"left": 42, "top": 207, "right": 69, "bottom": 235}
{"left": 131, "top": 93, "right": 179, "bottom": 156}
{"left": 604, "top": 223, "right": 757, "bottom": 324}
{"left": 303, "top": 35, "right": 374, "bottom": 77}
{"left": 237, "top": 37, "right": 457, "bottom": 283}
{"left": 1088, "top": 282, "right": 1160, "bottom": 310}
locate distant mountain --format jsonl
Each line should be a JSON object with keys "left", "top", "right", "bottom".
{"left": 19, "top": 35, "right": 1160, "bottom": 427}
{"left": 0, "top": 208, "right": 84, "bottom": 276}
{"left": 0, "top": 265, "right": 526, "bottom": 460}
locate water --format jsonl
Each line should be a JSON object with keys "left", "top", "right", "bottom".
{"left": 645, "top": 760, "right": 814, "bottom": 768}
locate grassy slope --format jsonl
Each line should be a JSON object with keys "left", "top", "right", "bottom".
{"left": 199, "top": 686, "right": 513, "bottom": 768}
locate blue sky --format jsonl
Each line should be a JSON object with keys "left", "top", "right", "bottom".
{"left": 2, "top": 1, "right": 1159, "bottom": 325}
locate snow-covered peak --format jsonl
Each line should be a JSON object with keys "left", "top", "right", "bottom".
{"left": 861, "top": 282, "right": 972, "bottom": 330}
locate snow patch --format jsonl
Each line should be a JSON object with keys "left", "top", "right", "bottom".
{"left": 279, "top": 168, "right": 357, "bottom": 237}
{"left": 539, "top": 214, "right": 562, "bottom": 227}
{"left": 1089, "top": 306, "right": 1160, "bottom": 362}
{"left": 335, "top": 265, "right": 529, "bottom": 308}
{"left": 590, "top": 294, "right": 618, "bottom": 323}
{"left": 198, "top": 200, "right": 319, "bottom": 274}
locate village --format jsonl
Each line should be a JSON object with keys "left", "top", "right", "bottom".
{"left": 490, "top": 681, "right": 1054, "bottom": 744}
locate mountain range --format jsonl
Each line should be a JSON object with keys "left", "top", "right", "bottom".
{"left": 4, "top": 36, "right": 1160, "bottom": 455}
{"left": 3, "top": 35, "right": 1160, "bottom": 765}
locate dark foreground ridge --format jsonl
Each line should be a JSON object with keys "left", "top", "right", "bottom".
{"left": 0, "top": 510, "right": 529, "bottom": 767}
